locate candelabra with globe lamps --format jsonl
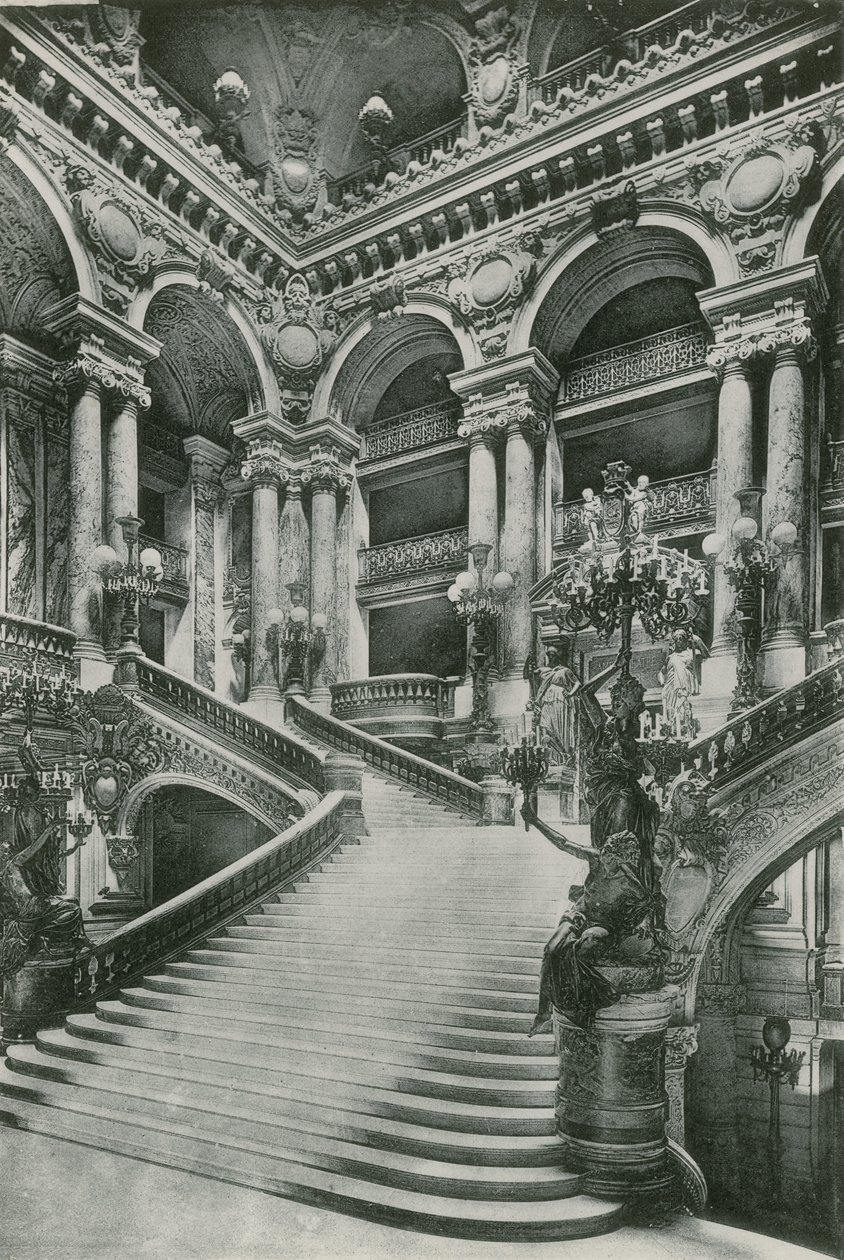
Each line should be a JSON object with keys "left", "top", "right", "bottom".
{"left": 447, "top": 544, "right": 514, "bottom": 735}
{"left": 702, "top": 489, "right": 797, "bottom": 713}
{"left": 89, "top": 516, "right": 163, "bottom": 687}
{"left": 266, "top": 581, "right": 327, "bottom": 696}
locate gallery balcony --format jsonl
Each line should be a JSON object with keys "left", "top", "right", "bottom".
{"left": 358, "top": 401, "right": 462, "bottom": 469}
{"left": 330, "top": 674, "right": 458, "bottom": 755}
{"left": 357, "top": 526, "right": 469, "bottom": 604}
{"left": 562, "top": 322, "right": 709, "bottom": 406}
{"left": 138, "top": 534, "right": 189, "bottom": 604}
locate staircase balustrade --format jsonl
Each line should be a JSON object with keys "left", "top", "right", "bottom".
{"left": 137, "top": 659, "right": 325, "bottom": 791}
{"left": 288, "top": 697, "right": 484, "bottom": 818}
{"left": 331, "top": 674, "right": 457, "bottom": 720}
{"left": 75, "top": 792, "right": 349, "bottom": 1004}
{"left": 0, "top": 611, "right": 78, "bottom": 676}
{"left": 138, "top": 534, "right": 189, "bottom": 598}
{"left": 689, "top": 659, "right": 844, "bottom": 786}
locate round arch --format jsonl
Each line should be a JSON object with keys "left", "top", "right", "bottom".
{"left": 313, "top": 295, "right": 480, "bottom": 423}
{"left": 127, "top": 268, "right": 278, "bottom": 413}
{"left": 119, "top": 770, "right": 300, "bottom": 836}
{"left": 1, "top": 143, "right": 99, "bottom": 305}
{"left": 511, "top": 211, "right": 736, "bottom": 361}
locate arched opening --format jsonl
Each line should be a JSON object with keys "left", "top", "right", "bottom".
{"left": 0, "top": 155, "right": 78, "bottom": 628}
{"left": 138, "top": 782, "right": 275, "bottom": 908}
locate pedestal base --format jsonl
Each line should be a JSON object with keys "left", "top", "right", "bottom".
{"left": 1, "top": 955, "right": 77, "bottom": 1050}
{"left": 554, "top": 986, "right": 677, "bottom": 1211}
{"left": 758, "top": 634, "right": 807, "bottom": 693}
{"left": 242, "top": 690, "right": 287, "bottom": 729}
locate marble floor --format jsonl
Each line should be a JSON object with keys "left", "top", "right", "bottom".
{"left": 0, "top": 1127, "right": 829, "bottom": 1260}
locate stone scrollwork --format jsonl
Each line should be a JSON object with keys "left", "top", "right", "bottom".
{"left": 240, "top": 439, "right": 290, "bottom": 487}
{"left": 253, "top": 273, "right": 339, "bottom": 418}
{"left": 665, "top": 1022, "right": 700, "bottom": 1071}
{"left": 468, "top": 6, "right": 522, "bottom": 129}
{"left": 445, "top": 229, "right": 546, "bottom": 359}
{"left": 52, "top": 353, "right": 151, "bottom": 409}
{"left": 300, "top": 451, "right": 352, "bottom": 496}
{"left": 71, "top": 685, "right": 167, "bottom": 834}
{"left": 271, "top": 106, "right": 324, "bottom": 219}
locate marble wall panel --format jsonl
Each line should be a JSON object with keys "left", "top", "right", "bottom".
{"left": 6, "top": 419, "right": 36, "bottom": 618}
{"left": 193, "top": 500, "right": 216, "bottom": 689}
{"left": 45, "top": 437, "right": 69, "bottom": 625}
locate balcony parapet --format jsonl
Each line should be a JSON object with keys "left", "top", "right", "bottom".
{"left": 563, "top": 324, "right": 708, "bottom": 403}
{"left": 139, "top": 534, "right": 188, "bottom": 602}
{"left": 0, "top": 612, "right": 77, "bottom": 678}
{"left": 358, "top": 527, "right": 468, "bottom": 585}
{"left": 360, "top": 401, "right": 461, "bottom": 462}
{"left": 554, "top": 467, "right": 716, "bottom": 552}
{"left": 822, "top": 438, "right": 844, "bottom": 524}
{"left": 327, "top": 118, "right": 468, "bottom": 206}
{"left": 330, "top": 674, "right": 458, "bottom": 754}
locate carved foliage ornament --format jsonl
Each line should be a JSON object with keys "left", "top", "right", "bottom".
{"left": 469, "top": 6, "right": 521, "bottom": 129}
{"left": 271, "top": 106, "right": 324, "bottom": 218}
{"left": 71, "top": 684, "right": 166, "bottom": 834}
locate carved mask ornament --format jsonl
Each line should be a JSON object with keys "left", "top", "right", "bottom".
{"left": 72, "top": 685, "right": 165, "bottom": 834}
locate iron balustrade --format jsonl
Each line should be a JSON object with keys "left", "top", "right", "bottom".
{"left": 330, "top": 674, "right": 457, "bottom": 720}
{"left": 564, "top": 323, "right": 708, "bottom": 402}
{"left": 360, "top": 401, "right": 461, "bottom": 460}
{"left": 136, "top": 658, "right": 326, "bottom": 791}
{"left": 75, "top": 792, "right": 348, "bottom": 1004}
{"left": 358, "top": 527, "right": 469, "bottom": 583}
{"left": 288, "top": 697, "right": 484, "bottom": 819}
{"left": 555, "top": 468, "right": 716, "bottom": 550}
{"left": 689, "top": 658, "right": 844, "bottom": 786}
{"left": 138, "top": 534, "right": 189, "bottom": 595}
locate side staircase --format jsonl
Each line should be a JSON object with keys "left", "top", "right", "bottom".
{"left": 0, "top": 688, "right": 624, "bottom": 1241}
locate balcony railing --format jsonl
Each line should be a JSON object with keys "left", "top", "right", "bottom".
{"left": 331, "top": 674, "right": 457, "bottom": 721}
{"left": 0, "top": 611, "right": 77, "bottom": 677}
{"left": 358, "top": 526, "right": 468, "bottom": 584}
{"left": 564, "top": 323, "right": 708, "bottom": 402}
{"left": 554, "top": 467, "right": 716, "bottom": 551}
{"left": 360, "top": 401, "right": 461, "bottom": 461}
{"left": 327, "top": 117, "right": 467, "bottom": 204}
{"left": 139, "top": 534, "right": 188, "bottom": 599}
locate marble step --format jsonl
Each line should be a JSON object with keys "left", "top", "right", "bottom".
{"left": 125, "top": 983, "right": 550, "bottom": 1054}
{"left": 0, "top": 1093, "right": 623, "bottom": 1240}
{"left": 220, "top": 929, "right": 543, "bottom": 974}
{"left": 159, "top": 965, "right": 539, "bottom": 1027}
{"left": 34, "top": 1028, "right": 553, "bottom": 1134}
{"left": 0, "top": 1067, "right": 574, "bottom": 1201}
{"left": 259, "top": 901, "right": 558, "bottom": 931}
{"left": 5, "top": 1043, "right": 561, "bottom": 1165}
{"left": 111, "top": 993, "right": 556, "bottom": 1077}
{"left": 237, "top": 917, "right": 549, "bottom": 954}
{"left": 61, "top": 1012, "right": 556, "bottom": 1107}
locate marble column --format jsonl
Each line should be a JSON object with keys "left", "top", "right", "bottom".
{"left": 307, "top": 471, "right": 342, "bottom": 713}
{"left": 760, "top": 339, "right": 811, "bottom": 689}
{"left": 278, "top": 477, "right": 310, "bottom": 616}
{"left": 502, "top": 412, "right": 540, "bottom": 679}
{"left": 664, "top": 1024, "right": 700, "bottom": 1147}
{"left": 709, "top": 355, "right": 754, "bottom": 660}
{"left": 63, "top": 371, "right": 105, "bottom": 662}
{"left": 467, "top": 429, "right": 500, "bottom": 569}
{"left": 104, "top": 396, "right": 139, "bottom": 654}
{"left": 185, "top": 436, "right": 228, "bottom": 693}
{"left": 240, "top": 447, "right": 287, "bottom": 711}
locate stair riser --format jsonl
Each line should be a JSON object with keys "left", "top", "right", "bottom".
{"left": 238, "top": 920, "right": 549, "bottom": 953}
{"left": 220, "top": 932, "right": 543, "bottom": 972}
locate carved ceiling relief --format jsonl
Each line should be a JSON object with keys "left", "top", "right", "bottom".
{"left": 0, "top": 159, "right": 74, "bottom": 338}
{"left": 64, "top": 163, "right": 187, "bottom": 315}
{"left": 685, "top": 122, "right": 824, "bottom": 275}
{"left": 468, "top": 6, "right": 522, "bottom": 129}
{"left": 271, "top": 106, "right": 325, "bottom": 221}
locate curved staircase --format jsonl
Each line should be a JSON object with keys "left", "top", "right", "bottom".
{"left": 0, "top": 681, "right": 624, "bottom": 1242}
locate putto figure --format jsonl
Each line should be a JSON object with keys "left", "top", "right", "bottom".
{"left": 624, "top": 473, "right": 655, "bottom": 538}
{"left": 580, "top": 487, "right": 606, "bottom": 546}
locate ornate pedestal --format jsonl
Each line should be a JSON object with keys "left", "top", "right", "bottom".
{"left": 554, "top": 985, "right": 677, "bottom": 1211}
{"left": 1, "top": 954, "right": 77, "bottom": 1049}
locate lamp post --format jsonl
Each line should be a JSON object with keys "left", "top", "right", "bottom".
{"left": 703, "top": 489, "right": 797, "bottom": 713}
{"left": 750, "top": 1015, "right": 804, "bottom": 1201}
{"left": 267, "top": 580, "right": 327, "bottom": 696}
{"left": 89, "top": 516, "right": 163, "bottom": 688}
{"left": 447, "top": 543, "right": 514, "bottom": 734}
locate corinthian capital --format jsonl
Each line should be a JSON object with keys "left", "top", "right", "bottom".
{"left": 757, "top": 317, "right": 818, "bottom": 362}
{"left": 705, "top": 340, "right": 756, "bottom": 378}
{"left": 240, "top": 439, "right": 290, "bottom": 487}
{"left": 53, "top": 353, "right": 151, "bottom": 408}
{"left": 457, "top": 412, "right": 507, "bottom": 442}
{"left": 300, "top": 456, "right": 352, "bottom": 495}
{"left": 502, "top": 398, "right": 548, "bottom": 443}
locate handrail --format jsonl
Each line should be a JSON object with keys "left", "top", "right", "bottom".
{"left": 75, "top": 792, "right": 349, "bottom": 1004}
{"left": 136, "top": 658, "right": 326, "bottom": 792}
{"left": 360, "top": 400, "right": 461, "bottom": 461}
{"left": 689, "top": 659, "right": 844, "bottom": 787}
{"left": 288, "top": 697, "right": 484, "bottom": 819}
{"left": 0, "top": 611, "right": 78, "bottom": 674}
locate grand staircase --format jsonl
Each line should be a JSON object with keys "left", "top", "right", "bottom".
{"left": 0, "top": 704, "right": 625, "bottom": 1242}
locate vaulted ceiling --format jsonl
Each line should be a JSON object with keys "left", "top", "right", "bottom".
{"left": 0, "top": 157, "right": 74, "bottom": 351}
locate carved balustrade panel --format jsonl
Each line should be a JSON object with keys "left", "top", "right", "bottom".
{"left": 360, "top": 402, "right": 461, "bottom": 461}
{"left": 331, "top": 674, "right": 457, "bottom": 721}
{"left": 554, "top": 468, "right": 715, "bottom": 551}
{"left": 359, "top": 527, "right": 469, "bottom": 583}
{"left": 564, "top": 323, "right": 708, "bottom": 402}
{"left": 822, "top": 438, "right": 844, "bottom": 524}
{"left": 0, "top": 611, "right": 78, "bottom": 677}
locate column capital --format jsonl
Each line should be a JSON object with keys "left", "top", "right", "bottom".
{"left": 52, "top": 352, "right": 152, "bottom": 409}
{"left": 300, "top": 452, "right": 352, "bottom": 496}
{"left": 665, "top": 1023, "right": 700, "bottom": 1070}
{"left": 44, "top": 294, "right": 160, "bottom": 408}
{"left": 457, "top": 409, "right": 507, "bottom": 443}
{"left": 448, "top": 347, "right": 560, "bottom": 405}
{"left": 240, "top": 439, "right": 290, "bottom": 488}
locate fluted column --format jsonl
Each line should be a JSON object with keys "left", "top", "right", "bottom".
{"left": 760, "top": 335, "right": 814, "bottom": 690}
{"left": 707, "top": 353, "right": 754, "bottom": 659}
{"left": 502, "top": 405, "right": 544, "bottom": 678}
{"left": 303, "top": 457, "right": 351, "bottom": 713}
{"left": 240, "top": 446, "right": 287, "bottom": 707}
{"left": 52, "top": 362, "right": 105, "bottom": 663}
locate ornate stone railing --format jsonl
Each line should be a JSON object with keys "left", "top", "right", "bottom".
{"left": 689, "top": 659, "right": 844, "bottom": 787}
{"left": 0, "top": 611, "right": 77, "bottom": 676}
{"left": 331, "top": 674, "right": 457, "bottom": 721}
{"left": 327, "top": 117, "right": 467, "bottom": 203}
{"left": 360, "top": 401, "right": 461, "bottom": 461}
{"left": 564, "top": 323, "right": 708, "bottom": 402}
{"left": 137, "top": 659, "right": 325, "bottom": 792}
{"left": 139, "top": 534, "right": 189, "bottom": 598}
{"left": 288, "top": 697, "right": 484, "bottom": 818}
{"left": 75, "top": 792, "right": 348, "bottom": 1004}
{"left": 554, "top": 467, "right": 716, "bottom": 550}
{"left": 359, "top": 527, "right": 468, "bottom": 583}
